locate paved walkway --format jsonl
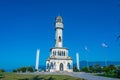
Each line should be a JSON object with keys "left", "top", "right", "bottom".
{"left": 21, "top": 72, "right": 120, "bottom": 80}
{"left": 65, "top": 72, "right": 120, "bottom": 80}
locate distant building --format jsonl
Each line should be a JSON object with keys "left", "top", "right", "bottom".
{"left": 46, "top": 16, "right": 73, "bottom": 72}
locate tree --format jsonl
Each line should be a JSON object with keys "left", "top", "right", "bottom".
{"left": 102, "top": 66, "right": 109, "bottom": 73}
{"left": 19, "top": 67, "right": 27, "bottom": 72}
{"left": 13, "top": 69, "right": 17, "bottom": 72}
{"left": 108, "top": 65, "right": 116, "bottom": 71}
{"left": 94, "top": 64, "right": 102, "bottom": 73}
{"left": 28, "top": 67, "right": 34, "bottom": 72}
{"left": 14, "top": 66, "right": 35, "bottom": 73}
{"left": 115, "top": 69, "right": 120, "bottom": 78}
{"left": 17, "top": 68, "right": 21, "bottom": 72}
{"left": 73, "top": 66, "right": 79, "bottom": 72}
{"left": 81, "top": 67, "right": 89, "bottom": 72}
{"left": 0, "top": 69, "right": 5, "bottom": 72}
{"left": 89, "top": 66, "right": 95, "bottom": 73}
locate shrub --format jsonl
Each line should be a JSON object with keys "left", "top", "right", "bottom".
{"left": 94, "top": 64, "right": 102, "bottom": 73}
{"left": 0, "top": 69, "right": 5, "bottom": 72}
{"left": 115, "top": 68, "right": 120, "bottom": 78}
{"left": 89, "top": 66, "right": 95, "bottom": 73}
{"left": 81, "top": 67, "right": 89, "bottom": 72}
{"left": 73, "top": 66, "right": 79, "bottom": 72}
{"left": 13, "top": 69, "right": 17, "bottom": 72}
{"left": 19, "top": 67, "right": 27, "bottom": 72}
{"left": 27, "top": 67, "right": 34, "bottom": 72}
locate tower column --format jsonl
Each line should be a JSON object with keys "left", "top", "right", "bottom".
{"left": 55, "top": 28, "right": 63, "bottom": 47}
{"left": 76, "top": 53, "right": 80, "bottom": 70}
{"left": 55, "top": 16, "right": 64, "bottom": 47}
{"left": 35, "top": 49, "right": 40, "bottom": 71}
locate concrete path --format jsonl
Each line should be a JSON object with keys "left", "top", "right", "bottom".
{"left": 21, "top": 72, "right": 120, "bottom": 80}
{"left": 65, "top": 72, "right": 120, "bottom": 80}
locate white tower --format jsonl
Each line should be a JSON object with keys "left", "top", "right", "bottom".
{"left": 55, "top": 16, "right": 63, "bottom": 47}
{"left": 46, "top": 16, "right": 73, "bottom": 72}
{"left": 76, "top": 53, "right": 80, "bottom": 70}
{"left": 35, "top": 49, "right": 40, "bottom": 71}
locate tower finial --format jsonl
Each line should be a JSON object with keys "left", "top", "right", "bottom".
{"left": 56, "top": 16, "right": 62, "bottom": 22}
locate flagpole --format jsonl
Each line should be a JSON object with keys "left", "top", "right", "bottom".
{"left": 104, "top": 50, "right": 107, "bottom": 67}
{"left": 102, "top": 43, "right": 108, "bottom": 67}
{"left": 85, "top": 46, "right": 89, "bottom": 70}
{"left": 105, "top": 58, "right": 107, "bottom": 67}
{"left": 86, "top": 53, "right": 89, "bottom": 69}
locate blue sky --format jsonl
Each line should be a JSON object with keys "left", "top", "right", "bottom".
{"left": 0, "top": 0, "right": 120, "bottom": 69}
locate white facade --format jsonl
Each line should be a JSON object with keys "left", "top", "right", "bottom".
{"left": 46, "top": 16, "right": 73, "bottom": 72}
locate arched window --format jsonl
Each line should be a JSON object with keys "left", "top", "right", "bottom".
{"left": 58, "top": 51, "right": 59, "bottom": 56}
{"left": 47, "top": 63, "right": 49, "bottom": 69}
{"left": 54, "top": 62, "right": 56, "bottom": 69}
{"left": 59, "top": 36, "right": 61, "bottom": 42}
{"left": 64, "top": 51, "right": 65, "bottom": 56}
{"left": 61, "top": 51, "right": 63, "bottom": 56}
{"left": 60, "top": 51, "right": 61, "bottom": 56}
{"left": 67, "top": 63, "right": 71, "bottom": 69}
{"left": 50, "top": 62, "right": 54, "bottom": 69}
{"left": 53, "top": 51, "right": 54, "bottom": 56}
{"left": 60, "top": 63, "right": 64, "bottom": 71}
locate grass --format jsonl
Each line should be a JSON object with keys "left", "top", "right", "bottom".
{"left": 96, "top": 73, "right": 120, "bottom": 79}
{"left": 0, "top": 72, "right": 85, "bottom": 80}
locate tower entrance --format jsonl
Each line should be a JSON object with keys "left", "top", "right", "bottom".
{"left": 60, "top": 63, "right": 64, "bottom": 71}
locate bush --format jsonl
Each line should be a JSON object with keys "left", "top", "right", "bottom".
{"left": 102, "top": 65, "right": 116, "bottom": 75}
{"left": 0, "top": 69, "right": 5, "bottom": 72}
{"left": 89, "top": 66, "right": 95, "bottom": 73}
{"left": 14, "top": 66, "right": 35, "bottom": 73}
{"left": 96, "top": 65, "right": 120, "bottom": 78}
{"left": 27, "top": 67, "right": 34, "bottom": 72}
{"left": 73, "top": 66, "right": 79, "bottom": 72}
{"left": 94, "top": 64, "right": 102, "bottom": 73}
{"left": 20, "top": 67, "right": 27, "bottom": 72}
{"left": 102, "top": 66, "right": 109, "bottom": 73}
{"left": 13, "top": 69, "right": 17, "bottom": 72}
{"left": 81, "top": 67, "right": 89, "bottom": 72}
{"left": 115, "top": 68, "right": 120, "bottom": 78}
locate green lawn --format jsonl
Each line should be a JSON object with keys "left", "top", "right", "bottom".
{"left": 0, "top": 72, "right": 84, "bottom": 80}
{"left": 96, "top": 73, "right": 119, "bottom": 79}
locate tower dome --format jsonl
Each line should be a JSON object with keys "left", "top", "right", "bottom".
{"left": 56, "top": 16, "right": 62, "bottom": 22}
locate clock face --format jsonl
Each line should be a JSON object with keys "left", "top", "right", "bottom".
{"left": 56, "top": 23, "right": 63, "bottom": 28}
